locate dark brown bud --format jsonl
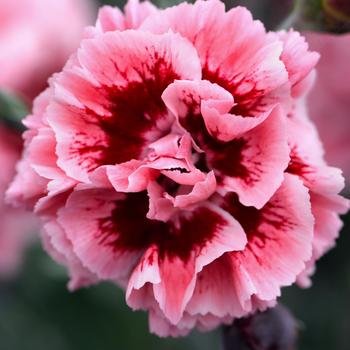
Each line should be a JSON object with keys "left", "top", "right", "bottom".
{"left": 222, "top": 304, "right": 299, "bottom": 350}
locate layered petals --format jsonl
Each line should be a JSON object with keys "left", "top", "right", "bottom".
{"left": 49, "top": 30, "right": 201, "bottom": 183}
{"left": 142, "top": 1, "right": 291, "bottom": 127}
{"left": 163, "top": 80, "right": 290, "bottom": 208}
{"left": 57, "top": 186, "right": 247, "bottom": 323}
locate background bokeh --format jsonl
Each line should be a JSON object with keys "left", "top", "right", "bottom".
{"left": 0, "top": 1, "right": 349, "bottom": 349}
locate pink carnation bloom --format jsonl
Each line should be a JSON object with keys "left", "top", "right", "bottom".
{"left": 7, "top": 0, "right": 349, "bottom": 337}
{"left": 305, "top": 33, "right": 350, "bottom": 187}
{"left": 0, "top": 125, "right": 36, "bottom": 278}
{"left": 0, "top": 0, "right": 94, "bottom": 101}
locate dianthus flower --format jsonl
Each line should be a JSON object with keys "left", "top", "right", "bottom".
{"left": 7, "top": 0, "right": 349, "bottom": 336}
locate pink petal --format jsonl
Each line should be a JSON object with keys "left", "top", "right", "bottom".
{"left": 172, "top": 171, "right": 217, "bottom": 208}
{"left": 6, "top": 157, "right": 48, "bottom": 209}
{"left": 277, "top": 30, "right": 319, "bottom": 97}
{"left": 162, "top": 79, "right": 234, "bottom": 141}
{"left": 146, "top": 181, "right": 177, "bottom": 222}
{"left": 148, "top": 308, "right": 194, "bottom": 337}
{"left": 42, "top": 220, "right": 97, "bottom": 290}
{"left": 225, "top": 174, "right": 314, "bottom": 307}
{"left": 57, "top": 189, "right": 145, "bottom": 282}
{"left": 297, "top": 192, "right": 350, "bottom": 287}
{"left": 201, "top": 103, "right": 271, "bottom": 141}
{"left": 93, "top": 0, "right": 157, "bottom": 36}
{"left": 28, "top": 128, "right": 63, "bottom": 180}
{"left": 104, "top": 156, "right": 193, "bottom": 193}
{"left": 34, "top": 178, "right": 75, "bottom": 217}
{"left": 186, "top": 254, "right": 246, "bottom": 318}
{"left": 153, "top": 255, "right": 197, "bottom": 325}
{"left": 124, "top": 0, "right": 157, "bottom": 29}
{"left": 104, "top": 160, "right": 157, "bottom": 192}
{"left": 95, "top": 6, "right": 125, "bottom": 32}
{"left": 286, "top": 106, "right": 345, "bottom": 195}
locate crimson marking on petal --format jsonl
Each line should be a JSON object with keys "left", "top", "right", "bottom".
{"left": 96, "top": 191, "right": 226, "bottom": 263}
{"left": 206, "top": 138, "right": 251, "bottom": 182}
{"left": 202, "top": 67, "right": 267, "bottom": 117}
{"left": 177, "top": 94, "right": 257, "bottom": 184}
{"left": 206, "top": 136, "right": 261, "bottom": 186}
{"left": 177, "top": 92, "right": 204, "bottom": 137}
{"left": 222, "top": 193, "right": 295, "bottom": 244}
{"left": 157, "top": 174, "right": 180, "bottom": 196}
{"left": 69, "top": 56, "right": 179, "bottom": 172}
{"left": 286, "top": 147, "right": 315, "bottom": 177}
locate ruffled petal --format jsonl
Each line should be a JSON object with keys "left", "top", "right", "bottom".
{"left": 277, "top": 30, "right": 319, "bottom": 97}
{"left": 57, "top": 189, "right": 144, "bottom": 282}
{"left": 297, "top": 192, "right": 349, "bottom": 287}
{"left": 286, "top": 104, "right": 345, "bottom": 195}
{"left": 223, "top": 174, "right": 314, "bottom": 308}
{"left": 42, "top": 220, "right": 97, "bottom": 290}
{"left": 92, "top": 0, "right": 158, "bottom": 36}
{"left": 186, "top": 254, "right": 246, "bottom": 319}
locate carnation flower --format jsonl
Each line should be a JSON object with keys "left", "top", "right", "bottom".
{"left": 0, "top": 125, "right": 36, "bottom": 277}
{"left": 0, "top": 0, "right": 94, "bottom": 101}
{"left": 7, "top": 0, "right": 349, "bottom": 337}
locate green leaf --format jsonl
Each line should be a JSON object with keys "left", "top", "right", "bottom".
{"left": 0, "top": 90, "right": 28, "bottom": 130}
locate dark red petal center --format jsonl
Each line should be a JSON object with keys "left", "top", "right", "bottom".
{"left": 178, "top": 103, "right": 251, "bottom": 182}
{"left": 70, "top": 57, "right": 180, "bottom": 172}
{"left": 222, "top": 193, "right": 295, "bottom": 242}
{"left": 97, "top": 191, "right": 226, "bottom": 262}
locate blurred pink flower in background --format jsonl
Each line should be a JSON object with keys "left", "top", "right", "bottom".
{"left": 0, "top": 0, "right": 94, "bottom": 101}
{"left": 6, "top": 0, "right": 349, "bottom": 337}
{"left": 0, "top": 0, "right": 95, "bottom": 278}
{"left": 306, "top": 33, "right": 350, "bottom": 187}
{"left": 0, "top": 125, "right": 36, "bottom": 278}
